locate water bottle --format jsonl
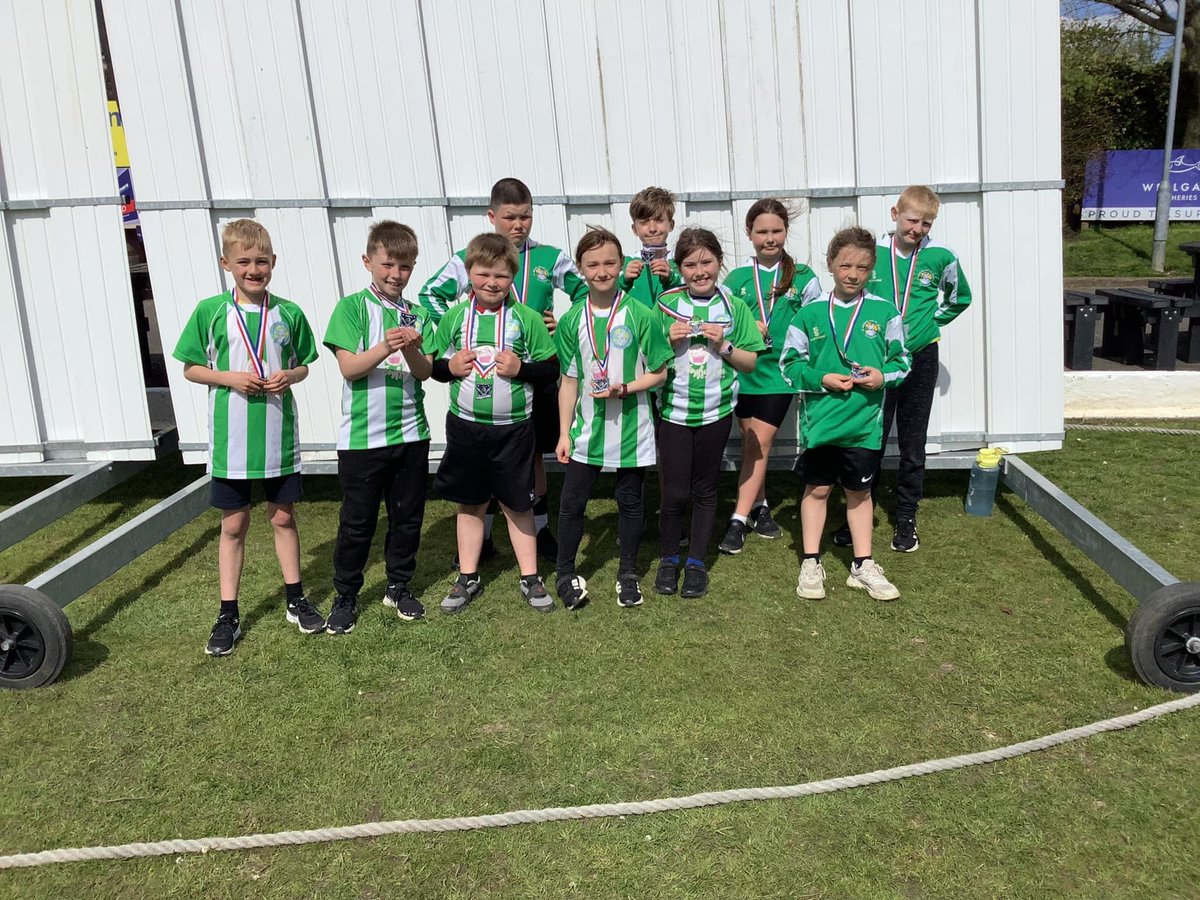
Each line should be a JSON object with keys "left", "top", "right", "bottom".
{"left": 964, "top": 448, "right": 1005, "bottom": 517}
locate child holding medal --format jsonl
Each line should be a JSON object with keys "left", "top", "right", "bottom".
{"left": 173, "top": 219, "right": 321, "bottom": 656}
{"left": 617, "top": 186, "right": 683, "bottom": 307}
{"left": 322, "top": 221, "right": 434, "bottom": 634}
{"left": 553, "top": 228, "right": 673, "bottom": 610}
{"left": 780, "top": 227, "right": 910, "bottom": 602}
{"left": 718, "top": 199, "right": 822, "bottom": 556}
{"left": 429, "top": 234, "right": 561, "bottom": 614}
{"left": 654, "top": 228, "right": 765, "bottom": 599}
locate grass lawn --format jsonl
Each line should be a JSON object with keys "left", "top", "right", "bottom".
{"left": 1, "top": 424, "right": 1198, "bottom": 898}
{"left": 1063, "top": 222, "right": 1200, "bottom": 278}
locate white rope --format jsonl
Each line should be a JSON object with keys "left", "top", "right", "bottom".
{"left": 3, "top": 691, "right": 1199, "bottom": 870}
{"left": 1066, "top": 423, "right": 1200, "bottom": 436}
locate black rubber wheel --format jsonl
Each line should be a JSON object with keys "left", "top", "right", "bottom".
{"left": 0, "top": 585, "right": 72, "bottom": 690}
{"left": 1126, "top": 582, "right": 1200, "bottom": 693}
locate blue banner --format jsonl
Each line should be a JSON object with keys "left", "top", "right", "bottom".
{"left": 1082, "top": 150, "right": 1200, "bottom": 221}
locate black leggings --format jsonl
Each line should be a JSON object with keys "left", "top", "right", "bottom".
{"left": 656, "top": 415, "right": 733, "bottom": 562}
{"left": 881, "top": 342, "right": 939, "bottom": 519}
{"left": 556, "top": 462, "right": 646, "bottom": 578}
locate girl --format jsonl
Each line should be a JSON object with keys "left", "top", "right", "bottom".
{"left": 554, "top": 227, "right": 672, "bottom": 609}
{"left": 655, "top": 228, "right": 765, "bottom": 598}
{"left": 718, "top": 199, "right": 822, "bottom": 555}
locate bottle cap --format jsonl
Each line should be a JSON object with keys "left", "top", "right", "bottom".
{"left": 976, "top": 447, "right": 1006, "bottom": 469}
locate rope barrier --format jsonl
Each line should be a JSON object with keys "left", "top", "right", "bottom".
{"left": 3, "top": 691, "right": 1198, "bottom": 870}
{"left": 1066, "top": 423, "right": 1200, "bottom": 436}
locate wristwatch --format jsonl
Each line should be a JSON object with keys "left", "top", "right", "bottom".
{"left": 618, "top": 383, "right": 629, "bottom": 399}
{"left": 718, "top": 341, "right": 734, "bottom": 359}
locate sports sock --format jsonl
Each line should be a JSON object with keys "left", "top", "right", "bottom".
{"left": 533, "top": 495, "right": 549, "bottom": 532}
{"left": 483, "top": 514, "right": 494, "bottom": 540}
{"left": 284, "top": 581, "right": 304, "bottom": 604}
{"left": 802, "top": 553, "right": 820, "bottom": 562}
{"left": 853, "top": 556, "right": 869, "bottom": 568}
{"left": 685, "top": 556, "right": 705, "bottom": 569}
{"left": 219, "top": 599, "right": 239, "bottom": 618}
{"left": 731, "top": 513, "right": 749, "bottom": 525}
{"left": 459, "top": 571, "right": 479, "bottom": 583}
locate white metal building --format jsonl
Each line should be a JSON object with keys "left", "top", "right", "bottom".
{"left": 0, "top": 0, "right": 1064, "bottom": 470}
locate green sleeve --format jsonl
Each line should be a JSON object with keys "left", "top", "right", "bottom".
{"left": 796, "top": 267, "right": 823, "bottom": 305}
{"left": 934, "top": 256, "right": 972, "bottom": 326}
{"left": 729, "top": 296, "right": 766, "bottom": 352}
{"left": 418, "top": 252, "right": 468, "bottom": 323}
{"left": 618, "top": 255, "right": 636, "bottom": 292}
{"left": 562, "top": 269, "right": 590, "bottom": 304}
{"left": 322, "top": 296, "right": 363, "bottom": 354}
{"left": 555, "top": 306, "right": 580, "bottom": 376}
{"left": 286, "top": 306, "right": 319, "bottom": 366}
{"left": 779, "top": 311, "right": 826, "bottom": 394}
{"left": 521, "top": 306, "right": 557, "bottom": 361}
{"left": 637, "top": 306, "right": 674, "bottom": 371}
{"left": 172, "top": 298, "right": 214, "bottom": 367}
{"left": 881, "top": 313, "right": 911, "bottom": 386}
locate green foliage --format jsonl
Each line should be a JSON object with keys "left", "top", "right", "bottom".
{"left": 1063, "top": 221, "right": 1200, "bottom": 275}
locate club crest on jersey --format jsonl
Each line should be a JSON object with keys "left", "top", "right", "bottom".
{"left": 270, "top": 322, "right": 291, "bottom": 345}
{"left": 534, "top": 265, "right": 551, "bottom": 283}
{"left": 918, "top": 269, "right": 935, "bottom": 287}
{"left": 862, "top": 320, "right": 881, "bottom": 338}
{"left": 711, "top": 311, "right": 734, "bottom": 335}
{"left": 384, "top": 354, "right": 406, "bottom": 379}
{"left": 505, "top": 320, "right": 522, "bottom": 343}
{"left": 475, "top": 382, "right": 493, "bottom": 400}
{"left": 786, "top": 286, "right": 798, "bottom": 298}
{"left": 611, "top": 324, "right": 634, "bottom": 349}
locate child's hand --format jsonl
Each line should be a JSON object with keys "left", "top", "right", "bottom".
{"left": 668, "top": 321, "right": 692, "bottom": 345}
{"left": 702, "top": 323, "right": 726, "bottom": 346}
{"left": 556, "top": 435, "right": 572, "bottom": 464}
{"left": 851, "top": 366, "right": 883, "bottom": 390}
{"left": 821, "top": 372, "right": 854, "bottom": 392}
{"left": 227, "top": 371, "right": 267, "bottom": 396}
{"left": 262, "top": 370, "right": 293, "bottom": 395}
{"left": 648, "top": 258, "right": 671, "bottom": 279}
{"left": 542, "top": 309, "right": 557, "bottom": 335}
{"left": 756, "top": 321, "right": 769, "bottom": 338}
{"left": 624, "top": 259, "right": 644, "bottom": 281}
{"left": 495, "top": 350, "right": 522, "bottom": 378}
{"left": 394, "top": 327, "right": 422, "bottom": 349}
{"left": 590, "top": 382, "right": 621, "bottom": 399}
{"left": 384, "top": 327, "right": 406, "bottom": 351}
{"left": 448, "top": 349, "right": 476, "bottom": 377}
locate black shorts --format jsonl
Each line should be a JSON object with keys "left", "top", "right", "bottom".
{"left": 735, "top": 392, "right": 793, "bottom": 429}
{"left": 435, "top": 415, "right": 537, "bottom": 512}
{"left": 802, "top": 445, "right": 879, "bottom": 491}
{"left": 532, "top": 382, "right": 560, "bottom": 454}
{"left": 210, "top": 473, "right": 303, "bottom": 510}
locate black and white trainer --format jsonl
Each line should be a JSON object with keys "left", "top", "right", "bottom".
{"left": 616, "top": 573, "right": 644, "bottom": 608}
{"left": 204, "top": 613, "right": 241, "bottom": 657}
{"left": 556, "top": 574, "right": 589, "bottom": 611}
{"left": 718, "top": 519, "right": 748, "bottom": 555}
{"left": 891, "top": 517, "right": 920, "bottom": 553}
{"left": 830, "top": 523, "right": 853, "bottom": 548}
{"left": 285, "top": 595, "right": 326, "bottom": 634}
{"left": 750, "top": 505, "right": 782, "bottom": 539}
{"left": 383, "top": 583, "right": 425, "bottom": 621}
{"left": 326, "top": 594, "right": 359, "bottom": 634}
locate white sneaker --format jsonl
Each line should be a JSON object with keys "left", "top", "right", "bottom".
{"left": 796, "top": 558, "right": 826, "bottom": 600}
{"left": 846, "top": 558, "right": 900, "bottom": 601}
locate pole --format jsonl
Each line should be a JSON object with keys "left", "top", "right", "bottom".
{"left": 1152, "top": 0, "right": 1187, "bottom": 272}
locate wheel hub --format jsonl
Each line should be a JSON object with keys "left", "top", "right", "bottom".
{"left": 1188, "top": 636, "right": 1200, "bottom": 656}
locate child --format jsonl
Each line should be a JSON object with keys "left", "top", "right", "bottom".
{"left": 554, "top": 227, "right": 672, "bottom": 610}
{"left": 420, "top": 178, "right": 588, "bottom": 565}
{"left": 831, "top": 185, "right": 973, "bottom": 552}
{"left": 322, "top": 220, "right": 434, "bottom": 634}
{"left": 718, "top": 199, "right": 822, "bottom": 555}
{"left": 654, "top": 228, "right": 765, "bottom": 599}
{"left": 617, "top": 186, "right": 683, "bottom": 307}
{"left": 172, "top": 218, "right": 321, "bottom": 655}
{"left": 429, "top": 233, "right": 561, "bottom": 614}
{"left": 780, "top": 226, "right": 910, "bottom": 602}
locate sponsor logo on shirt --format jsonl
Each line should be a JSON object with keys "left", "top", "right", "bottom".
{"left": 270, "top": 322, "right": 291, "bottom": 345}
{"left": 785, "top": 286, "right": 798, "bottom": 298}
{"left": 534, "top": 265, "right": 551, "bottom": 283}
{"left": 811, "top": 325, "right": 826, "bottom": 341}
{"left": 862, "top": 320, "right": 881, "bottom": 338}
{"left": 611, "top": 325, "right": 634, "bottom": 349}
{"left": 918, "top": 269, "right": 935, "bottom": 287}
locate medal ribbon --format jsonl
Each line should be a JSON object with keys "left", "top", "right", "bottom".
{"left": 656, "top": 289, "right": 733, "bottom": 328}
{"left": 752, "top": 260, "right": 780, "bottom": 327}
{"left": 584, "top": 291, "right": 625, "bottom": 378}
{"left": 368, "top": 282, "right": 412, "bottom": 325}
{"left": 229, "top": 287, "right": 269, "bottom": 379}
{"left": 890, "top": 236, "right": 919, "bottom": 318}
{"left": 509, "top": 241, "right": 532, "bottom": 305}
{"left": 827, "top": 291, "right": 866, "bottom": 366}
{"left": 464, "top": 293, "right": 508, "bottom": 378}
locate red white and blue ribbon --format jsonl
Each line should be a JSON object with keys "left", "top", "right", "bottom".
{"left": 752, "top": 259, "right": 780, "bottom": 327}
{"left": 368, "top": 283, "right": 415, "bottom": 327}
{"left": 828, "top": 291, "right": 866, "bottom": 365}
{"left": 509, "top": 241, "right": 532, "bottom": 305}
{"left": 465, "top": 293, "right": 507, "bottom": 378}
{"left": 890, "top": 236, "right": 919, "bottom": 318}
{"left": 229, "top": 287, "right": 269, "bottom": 379}
{"left": 584, "top": 290, "right": 625, "bottom": 380}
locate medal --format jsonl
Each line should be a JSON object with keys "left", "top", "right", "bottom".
{"left": 890, "top": 236, "right": 919, "bottom": 318}
{"left": 640, "top": 244, "right": 668, "bottom": 263}
{"left": 229, "top": 287, "right": 270, "bottom": 380}
{"left": 369, "top": 283, "right": 419, "bottom": 330}
{"left": 464, "top": 294, "right": 507, "bottom": 379}
{"left": 584, "top": 291, "right": 625, "bottom": 394}
{"left": 752, "top": 259, "right": 780, "bottom": 348}
{"left": 688, "top": 315, "right": 704, "bottom": 337}
{"left": 827, "top": 291, "right": 866, "bottom": 370}
{"left": 658, "top": 289, "right": 733, "bottom": 340}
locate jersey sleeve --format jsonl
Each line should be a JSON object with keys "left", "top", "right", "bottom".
{"left": 637, "top": 306, "right": 674, "bottom": 372}
{"left": 286, "top": 307, "right": 319, "bottom": 367}
{"left": 555, "top": 306, "right": 580, "bottom": 377}
{"left": 172, "top": 299, "right": 215, "bottom": 367}
{"left": 779, "top": 312, "right": 825, "bottom": 394}
{"left": 322, "top": 296, "right": 364, "bottom": 354}
{"left": 521, "top": 306, "right": 558, "bottom": 361}
{"left": 553, "top": 250, "right": 590, "bottom": 303}
{"left": 430, "top": 305, "right": 464, "bottom": 359}
{"left": 796, "top": 267, "right": 823, "bottom": 305}
{"left": 934, "top": 255, "right": 972, "bottom": 326}
{"left": 881, "top": 312, "right": 911, "bottom": 386}
{"left": 729, "top": 295, "right": 767, "bottom": 353}
{"left": 418, "top": 254, "right": 469, "bottom": 322}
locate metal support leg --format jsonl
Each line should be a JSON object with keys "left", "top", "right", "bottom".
{"left": 1150, "top": 307, "right": 1182, "bottom": 371}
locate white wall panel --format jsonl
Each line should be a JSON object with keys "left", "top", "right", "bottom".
{"left": 543, "top": 1, "right": 610, "bottom": 196}
{"left": 797, "top": 0, "right": 854, "bottom": 189}
{"left": 0, "top": 212, "right": 42, "bottom": 464}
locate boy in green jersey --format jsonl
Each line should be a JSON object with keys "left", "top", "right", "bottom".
{"left": 617, "top": 186, "right": 684, "bottom": 307}
{"left": 429, "top": 234, "right": 561, "bottom": 614}
{"left": 831, "top": 185, "right": 973, "bottom": 553}
{"left": 419, "top": 178, "right": 587, "bottom": 564}
{"left": 322, "top": 221, "right": 434, "bottom": 635}
{"left": 781, "top": 227, "right": 910, "bottom": 603}
{"left": 553, "top": 227, "right": 672, "bottom": 610}
{"left": 172, "top": 219, "right": 322, "bottom": 656}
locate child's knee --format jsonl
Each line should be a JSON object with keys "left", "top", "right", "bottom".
{"left": 805, "top": 484, "right": 833, "bottom": 501}
{"left": 268, "top": 503, "right": 296, "bottom": 529}
{"left": 220, "top": 508, "right": 250, "bottom": 539}
{"left": 844, "top": 487, "right": 872, "bottom": 504}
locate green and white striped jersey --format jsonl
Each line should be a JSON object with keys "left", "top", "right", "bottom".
{"left": 429, "top": 296, "right": 557, "bottom": 426}
{"left": 323, "top": 287, "right": 435, "bottom": 450}
{"left": 779, "top": 292, "right": 910, "bottom": 450}
{"left": 418, "top": 238, "right": 589, "bottom": 322}
{"left": 173, "top": 291, "right": 318, "bottom": 479}
{"left": 654, "top": 287, "right": 766, "bottom": 427}
{"left": 724, "top": 258, "right": 822, "bottom": 395}
{"left": 865, "top": 235, "right": 972, "bottom": 353}
{"left": 556, "top": 295, "right": 674, "bottom": 468}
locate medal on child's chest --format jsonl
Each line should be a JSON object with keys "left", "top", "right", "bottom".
{"left": 753, "top": 260, "right": 780, "bottom": 349}
{"left": 465, "top": 296, "right": 507, "bottom": 398}
{"left": 584, "top": 291, "right": 625, "bottom": 394}
{"left": 230, "top": 287, "right": 271, "bottom": 381}
{"left": 371, "top": 285, "right": 416, "bottom": 380}
{"left": 828, "top": 291, "right": 866, "bottom": 374}
{"left": 890, "top": 237, "right": 919, "bottom": 317}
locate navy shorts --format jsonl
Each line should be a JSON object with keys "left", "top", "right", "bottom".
{"left": 210, "top": 473, "right": 304, "bottom": 510}
{"left": 802, "top": 445, "right": 879, "bottom": 491}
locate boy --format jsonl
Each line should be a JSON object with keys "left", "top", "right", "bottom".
{"left": 781, "top": 226, "right": 909, "bottom": 602}
{"left": 617, "top": 185, "right": 683, "bottom": 307}
{"left": 173, "top": 218, "right": 322, "bottom": 655}
{"left": 322, "top": 220, "right": 434, "bottom": 635}
{"left": 831, "top": 186, "right": 973, "bottom": 553}
{"left": 420, "top": 177, "right": 587, "bottom": 564}
{"left": 428, "top": 233, "right": 561, "bottom": 614}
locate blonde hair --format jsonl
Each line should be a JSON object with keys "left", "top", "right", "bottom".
{"left": 366, "top": 220, "right": 418, "bottom": 260}
{"left": 465, "top": 232, "right": 519, "bottom": 275}
{"left": 895, "top": 185, "right": 941, "bottom": 218}
{"left": 220, "top": 218, "right": 273, "bottom": 257}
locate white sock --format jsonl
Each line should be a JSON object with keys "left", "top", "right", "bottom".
{"left": 534, "top": 512, "right": 548, "bottom": 532}
{"left": 753, "top": 500, "right": 769, "bottom": 512}
{"left": 731, "top": 514, "right": 749, "bottom": 525}
{"left": 484, "top": 513, "right": 494, "bottom": 540}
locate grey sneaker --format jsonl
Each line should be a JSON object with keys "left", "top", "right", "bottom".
{"left": 520, "top": 576, "right": 555, "bottom": 613}
{"left": 846, "top": 559, "right": 900, "bottom": 601}
{"left": 441, "top": 575, "right": 483, "bottom": 614}
{"left": 796, "top": 558, "right": 826, "bottom": 600}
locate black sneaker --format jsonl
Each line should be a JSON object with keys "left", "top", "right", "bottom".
{"left": 536, "top": 527, "right": 559, "bottom": 565}
{"left": 520, "top": 575, "right": 555, "bottom": 613}
{"left": 654, "top": 562, "right": 679, "bottom": 595}
{"left": 680, "top": 564, "right": 709, "bottom": 599}
{"left": 616, "top": 573, "right": 644, "bottom": 608}
{"left": 831, "top": 523, "right": 853, "bottom": 548}
{"left": 891, "top": 517, "right": 920, "bottom": 553}
{"left": 441, "top": 575, "right": 483, "bottom": 614}
{"left": 556, "top": 574, "right": 589, "bottom": 611}
{"left": 383, "top": 583, "right": 424, "bottom": 621}
{"left": 452, "top": 537, "right": 497, "bottom": 570}
{"left": 285, "top": 595, "right": 326, "bottom": 634}
{"left": 750, "top": 505, "right": 782, "bottom": 539}
{"left": 326, "top": 594, "right": 359, "bottom": 634}
{"left": 718, "top": 519, "right": 748, "bottom": 555}
{"left": 205, "top": 613, "right": 241, "bottom": 656}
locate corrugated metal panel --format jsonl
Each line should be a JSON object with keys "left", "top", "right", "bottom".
{"left": 542, "top": 1, "right": 610, "bottom": 196}
{"left": 0, "top": 210, "right": 42, "bottom": 464}
{"left": 797, "top": 0, "right": 854, "bottom": 189}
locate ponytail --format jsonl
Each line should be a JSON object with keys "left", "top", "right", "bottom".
{"left": 774, "top": 249, "right": 797, "bottom": 302}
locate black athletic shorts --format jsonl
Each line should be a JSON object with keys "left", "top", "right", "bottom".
{"left": 802, "top": 445, "right": 880, "bottom": 491}
{"left": 435, "top": 414, "right": 537, "bottom": 512}
{"left": 210, "top": 473, "right": 303, "bottom": 510}
{"left": 532, "top": 381, "right": 560, "bottom": 454}
{"left": 734, "top": 392, "right": 793, "bottom": 429}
